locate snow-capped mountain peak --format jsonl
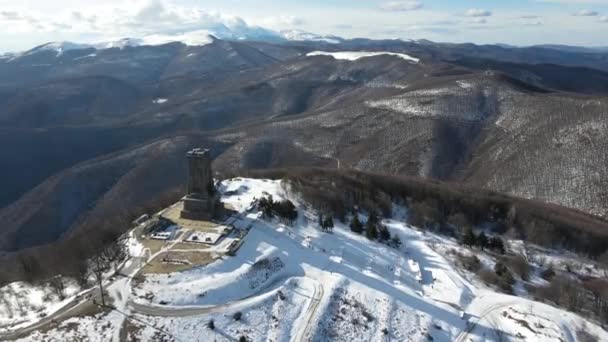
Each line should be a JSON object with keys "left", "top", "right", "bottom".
{"left": 12, "top": 28, "right": 345, "bottom": 58}
{"left": 103, "top": 30, "right": 215, "bottom": 49}
{"left": 25, "top": 41, "right": 94, "bottom": 57}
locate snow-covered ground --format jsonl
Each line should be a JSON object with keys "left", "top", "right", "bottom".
{"left": 307, "top": 51, "right": 420, "bottom": 63}
{"left": 8, "top": 178, "right": 608, "bottom": 341}
{"left": 0, "top": 281, "right": 80, "bottom": 332}
{"left": 16, "top": 311, "right": 125, "bottom": 342}
{"left": 0, "top": 231, "right": 144, "bottom": 336}
{"left": 131, "top": 277, "right": 316, "bottom": 342}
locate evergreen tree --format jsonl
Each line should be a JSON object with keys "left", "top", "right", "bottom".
{"left": 350, "top": 215, "right": 363, "bottom": 234}
{"left": 462, "top": 226, "right": 476, "bottom": 247}
{"left": 366, "top": 218, "right": 379, "bottom": 240}
{"left": 488, "top": 237, "right": 506, "bottom": 254}
{"left": 275, "top": 199, "right": 298, "bottom": 223}
{"left": 368, "top": 211, "right": 379, "bottom": 225}
{"left": 378, "top": 224, "right": 391, "bottom": 241}
{"left": 323, "top": 216, "right": 334, "bottom": 232}
{"left": 391, "top": 235, "right": 402, "bottom": 249}
{"left": 477, "top": 232, "right": 489, "bottom": 251}
{"left": 259, "top": 195, "right": 274, "bottom": 218}
{"left": 318, "top": 214, "right": 324, "bottom": 228}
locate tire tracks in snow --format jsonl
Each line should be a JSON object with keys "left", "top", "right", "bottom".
{"left": 455, "top": 301, "right": 517, "bottom": 342}
{"left": 292, "top": 280, "right": 324, "bottom": 342}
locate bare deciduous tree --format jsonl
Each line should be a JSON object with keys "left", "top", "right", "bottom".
{"left": 47, "top": 276, "right": 66, "bottom": 300}
{"left": 89, "top": 251, "right": 111, "bottom": 306}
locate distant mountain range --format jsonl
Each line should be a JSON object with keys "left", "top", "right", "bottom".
{"left": 1, "top": 33, "right": 608, "bottom": 252}
{"left": 1, "top": 28, "right": 344, "bottom": 59}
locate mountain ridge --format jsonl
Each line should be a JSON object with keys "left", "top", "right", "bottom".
{"left": 1, "top": 35, "right": 608, "bottom": 253}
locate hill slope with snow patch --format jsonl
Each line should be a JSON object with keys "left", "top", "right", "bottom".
{"left": 7, "top": 177, "right": 607, "bottom": 342}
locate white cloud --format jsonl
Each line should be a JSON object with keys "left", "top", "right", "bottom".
{"left": 256, "top": 15, "right": 304, "bottom": 29}
{"left": 0, "top": 10, "right": 40, "bottom": 25}
{"left": 1, "top": 0, "right": 608, "bottom": 53}
{"left": 537, "top": 0, "right": 608, "bottom": 3}
{"left": 600, "top": 15, "right": 608, "bottom": 21}
{"left": 572, "top": 9, "right": 599, "bottom": 16}
{"left": 0, "top": 0, "right": 277, "bottom": 39}
{"left": 379, "top": 1, "right": 424, "bottom": 11}
{"left": 464, "top": 9, "right": 493, "bottom": 17}
{"left": 470, "top": 18, "right": 488, "bottom": 24}
{"left": 523, "top": 21, "right": 544, "bottom": 26}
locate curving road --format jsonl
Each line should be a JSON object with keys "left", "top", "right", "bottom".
{"left": 128, "top": 276, "right": 326, "bottom": 342}
{"left": 0, "top": 257, "right": 145, "bottom": 341}
{"left": 129, "top": 275, "right": 292, "bottom": 317}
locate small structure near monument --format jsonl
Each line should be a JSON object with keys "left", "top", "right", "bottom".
{"left": 180, "top": 148, "right": 221, "bottom": 221}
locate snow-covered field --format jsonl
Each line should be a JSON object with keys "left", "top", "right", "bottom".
{"left": 6, "top": 178, "right": 608, "bottom": 341}
{"left": 0, "top": 281, "right": 80, "bottom": 332}
{"left": 16, "top": 312, "right": 125, "bottom": 342}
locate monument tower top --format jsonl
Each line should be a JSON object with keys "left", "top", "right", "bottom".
{"left": 181, "top": 147, "right": 220, "bottom": 221}
{"left": 186, "top": 148, "right": 213, "bottom": 198}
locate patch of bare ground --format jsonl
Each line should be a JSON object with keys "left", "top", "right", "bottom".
{"left": 141, "top": 251, "right": 217, "bottom": 274}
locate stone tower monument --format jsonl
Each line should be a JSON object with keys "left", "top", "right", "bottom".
{"left": 180, "top": 148, "right": 220, "bottom": 220}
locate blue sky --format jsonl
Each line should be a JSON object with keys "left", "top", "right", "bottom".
{"left": 1, "top": 0, "right": 607, "bottom": 52}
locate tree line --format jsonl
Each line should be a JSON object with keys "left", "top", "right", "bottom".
{"left": 0, "top": 186, "right": 183, "bottom": 287}
{"left": 244, "top": 168, "right": 608, "bottom": 258}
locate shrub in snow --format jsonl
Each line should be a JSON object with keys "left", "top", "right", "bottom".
{"left": 207, "top": 319, "right": 215, "bottom": 330}
{"left": 390, "top": 235, "right": 402, "bottom": 248}
{"left": 456, "top": 252, "right": 481, "bottom": 272}
{"left": 233, "top": 311, "right": 242, "bottom": 321}
{"left": 577, "top": 329, "right": 598, "bottom": 342}
{"left": 541, "top": 266, "right": 556, "bottom": 280}
{"left": 494, "top": 262, "right": 515, "bottom": 293}
{"left": 507, "top": 254, "right": 530, "bottom": 281}
{"left": 410, "top": 200, "right": 442, "bottom": 229}
{"left": 246, "top": 257, "right": 285, "bottom": 289}
{"left": 537, "top": 276, "right": 586, "bottom": 312}
{"left": 478, "top": 269, "right": 501, "bottom": 288}
{"left": 488, "top": 236, "right": 506, "bottom": 254}
{"left": 361, "top": 308, "right": 375, "bottom": 322}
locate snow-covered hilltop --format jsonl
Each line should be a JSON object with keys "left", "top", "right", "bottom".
{"left": 21, "top": 30, "right": 217, "bottom": 56}
{"left": 307, "top": 51, "right": 420, "bottom": 63}
{"left": 280, "top": 29, "right": 343, "bottom": 44}
{"left": 1, "top": 177, "right": 606, "bottom": 341}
